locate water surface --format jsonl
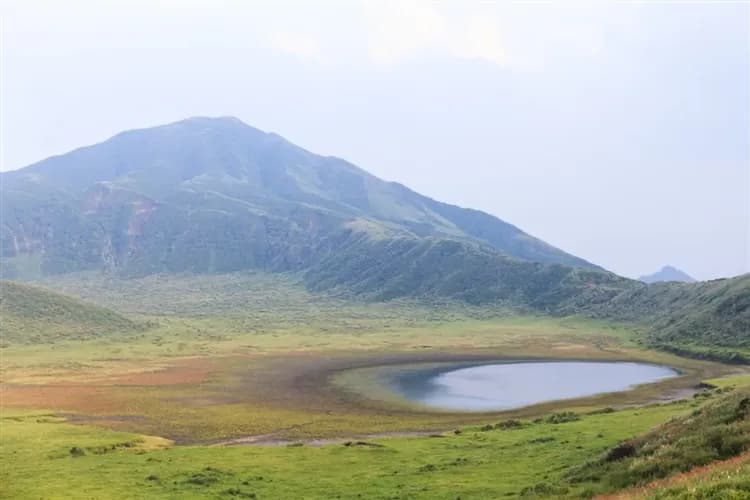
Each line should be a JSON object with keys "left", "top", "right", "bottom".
{"left": 392, "top": 361, "right": 677, "bottom": 411}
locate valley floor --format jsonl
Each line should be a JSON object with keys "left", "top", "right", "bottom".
{"left": 2, "top": 273, "right": 750, "bottom": 498}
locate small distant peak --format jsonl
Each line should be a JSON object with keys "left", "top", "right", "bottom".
{"left": 639, "top": 265, "right": 696, "bottom": 284}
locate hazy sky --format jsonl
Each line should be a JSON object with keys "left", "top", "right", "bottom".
{"left": 2, "top": 1, "right": 749, "bottom": 280}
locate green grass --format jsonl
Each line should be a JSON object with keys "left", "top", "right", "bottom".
{"left": 566, "top": 386, "right": 750, "bottom": 497}
{"left": 705, "top": 373, "right": 750, "bottom": 389}
{"left": 1, "top": 402, "right": 694, "bottom": 499}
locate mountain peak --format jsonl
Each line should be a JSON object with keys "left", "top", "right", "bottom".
{"left": 163, "top": 115, "right": 261, "bottom": 134}
{"left": 181, "top": 115, "right": 248, "bottom": 126}
{"left": 639, "top": 266, "right": 696, "bottom": 284}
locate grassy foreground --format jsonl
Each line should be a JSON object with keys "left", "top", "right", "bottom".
{"left": 1, "top": 402, "right": 693, "bottom": 499}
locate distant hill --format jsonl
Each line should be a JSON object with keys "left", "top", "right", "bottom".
{"left": 0, "top": 281, "right": 140, "bottom": 343}
{"left": 585, "top": 274, "right": 750, "bottom": 361}
{"left": 639, "top": 265, "right": 696, "bottom": 283}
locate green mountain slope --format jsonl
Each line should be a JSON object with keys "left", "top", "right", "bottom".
{"left": 0, "top": 116, "right": 596, "bottom": 280}
{"left": 587, "top": 275, "right": 750, "bottom": 354}
{"left": 305, "top": 231, "right": 631, "bottom": 307}
{"left": 0, "top": 281, "right": 140, "bottom": 343}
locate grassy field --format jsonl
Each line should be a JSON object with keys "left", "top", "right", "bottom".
{"left": 2, "top": 273, "right": 749, "bottom": 498}
{"left": 1, "top": 401, "right": 701, "bottom": 499}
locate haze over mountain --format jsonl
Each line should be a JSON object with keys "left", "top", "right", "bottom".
{"left": 639, "top": 266, "right": 696, "bottom": 284}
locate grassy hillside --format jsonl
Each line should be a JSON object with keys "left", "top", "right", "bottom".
{"left": 305, "top": 233, "right": 631, "bottom": 306}
{"left": 584, "top": 274, "right": 750, "bottom": 362}
{"left": 0, "top": 280, "right": 141, "bottom": 343}
{"left": 635, "top": 453, "right": 750, "bottom": 499}
{"left": 565, "top": 384, "right": 750, "bottom": 496}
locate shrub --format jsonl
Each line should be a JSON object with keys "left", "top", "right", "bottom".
{"left": 495, "top": 419, "right": 524, "bottom": 429}
{"left": 588, "top": 407, "right": 615, "bottom": 415}
{"left": 69, "top": 446, "right": 85, "bottom": 457}
{"left": 546, "top": 412, "right": 580, "bottom": 424}
{"left": 605, "top": 442, "right": 636, "bottom": 462}
{"left": 528, "top": 436, "right": 555, "bottom": 444}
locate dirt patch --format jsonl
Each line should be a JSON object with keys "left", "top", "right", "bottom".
{"left": 211, "top": 430, "right": 436, "bottom": 447}
{"left": 0, "top": 384, "right": 123, "bottom": 413}
{"left": 0, "top": 357, "right": 218, "bottom": 414}
{"left": 102, "top": 357, "right": 217, "bottom": 386}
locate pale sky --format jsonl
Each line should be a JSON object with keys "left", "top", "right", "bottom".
{"left": 2, "top": 0, "right": 749, "bottom": 280}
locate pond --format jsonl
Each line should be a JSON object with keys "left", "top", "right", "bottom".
{"left": 389, "top": 361, "right": 678, "bottom": 411}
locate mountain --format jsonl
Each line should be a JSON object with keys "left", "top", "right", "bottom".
{"left": 0, "top": 116, "right": 600, "bottom": 286}
{"left": 1, "top": 118, "right": 747, "bottom": 358}
{"left": 0, "top": 280, "right": 140, "bottom": 343}
{"left": 639, "top": 265, "right": 696, "bottom": 283}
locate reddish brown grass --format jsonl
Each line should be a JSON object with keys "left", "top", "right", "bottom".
{"left": 597, "top": 451, "right": 750, "bottom": 499}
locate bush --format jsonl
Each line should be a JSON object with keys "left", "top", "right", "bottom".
{"left": 546, "top": 412, "right": 580, "bottom": 424}
{"left": 605, "top": 442, "right": 636, "bottom": 462}
{"left": 528, "top": 436, "right": 555, "bottom": 444}
{"left": 495, "top": 419, "right": 524, "bottom": 429}
{"left": 588, "top": 407, "right": 615, "bottom": 415}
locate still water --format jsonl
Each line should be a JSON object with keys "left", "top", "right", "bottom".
{"left": 391, "top": 361, "right": 677, "bottom": 411}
